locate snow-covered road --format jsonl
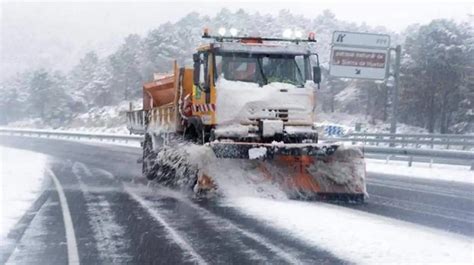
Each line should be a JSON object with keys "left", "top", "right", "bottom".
{"left": 0, "top": 135, "right": 473, "bottom": 264}
{"left": 231, "top": 197, "right": 473, "bottom": 264}
{"left": 0, "top": 146, "right": 48, "bottom": 241}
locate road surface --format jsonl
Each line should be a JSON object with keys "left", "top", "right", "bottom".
{"left": 1, "top": 135, "right": 472, "bottom": 264}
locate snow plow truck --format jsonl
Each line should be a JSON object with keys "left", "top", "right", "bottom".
{"left": 126, "top": 29, "right": 367, "bottom": 202}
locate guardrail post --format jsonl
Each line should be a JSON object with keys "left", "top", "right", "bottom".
{"left": 446, "top": 138, "right": 450, "bottom": 150}
{"left": 429, "top": 158, "right": 433, "bottom": 168}
{"left": 430, "top": 137, "right": 434, "bottom": 149}
{"left": 408, "top": 156, "right": 413, "bottom": 167}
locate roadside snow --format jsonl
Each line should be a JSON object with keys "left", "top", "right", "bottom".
{"left": 7, "top": 99, "right": 141, "bottom": 134}
{"left": 230, "top": 197, "right": 473, "bottom": 265}
{"left": 0, "top": 127, "right": 141, "bottom": 148}
{"left": 0, "top": 146, "right": 48, "bottom": 240}
{"left": 366, "top": 159, "right": 474, "bottom": 184}
{"left": 316, "top": 111, "right": 428, "bottom": 134}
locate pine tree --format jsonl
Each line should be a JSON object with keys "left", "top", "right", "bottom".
{"left": 400, "top": 19, "right": 473, "bottom": 133}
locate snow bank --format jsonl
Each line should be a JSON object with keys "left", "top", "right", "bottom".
{"left": 66, "top": 99, "right": 141, "bottom": 134}
{"left": 366, "top": 159, "right": 474, "bottom": 184}
{"left": 0, "top": 146, "right": 48, "bottom": 240}
{"left": 230, "top": 197, "right": 473, "bottom": 265}
{"left": 7, "top": 99, "right": 141, "bottom": 134}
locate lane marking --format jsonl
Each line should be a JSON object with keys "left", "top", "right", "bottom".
{"left": 125, "top": 187, "right": 208, "bottom": 265}
{"left": 72, "top": 162, "right": 131, "bottom": 263}
{"left": 47, "top": 168, "right": 80, "bottom": 265}
{"left": 184, "top": 200, "right": 302, "bottom": 264}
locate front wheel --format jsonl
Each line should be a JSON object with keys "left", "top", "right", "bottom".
{"left": 142, "top": 134, "right": 158, "bottom": 180}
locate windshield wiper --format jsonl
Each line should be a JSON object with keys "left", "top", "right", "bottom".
{"left": 256, "top": 58, "right": 268, "bottom": 86}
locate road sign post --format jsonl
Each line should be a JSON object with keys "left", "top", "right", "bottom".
{"left": 390, "top": 45, "right": 401, "bottom": 134}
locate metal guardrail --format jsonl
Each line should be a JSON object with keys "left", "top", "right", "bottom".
{"left": 0, "top": 128, "right": 142, "bottom": 143}
{"left": 328, "top": 132, "right": 474, "bottom": 150}
{"left": 1, "top": 128, "right": 473, "bottom": 170}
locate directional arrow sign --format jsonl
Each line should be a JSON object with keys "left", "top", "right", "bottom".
{"left": 330, "top": 31, "right": 390, "bottom": 80}
{"left": 330, "top": 46, "right": 389, "bottom": 80}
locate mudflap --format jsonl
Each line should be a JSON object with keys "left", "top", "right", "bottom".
{"left": 210, "top": 142, "right": 367, "bottom": 202}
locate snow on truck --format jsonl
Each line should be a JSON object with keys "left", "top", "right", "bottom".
{"left": 126, "top": 29, "right": 367, "bottom": 201}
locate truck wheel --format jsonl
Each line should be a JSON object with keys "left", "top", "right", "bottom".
{"left": 142, "top": 134, "right": 157, "bottom": 180}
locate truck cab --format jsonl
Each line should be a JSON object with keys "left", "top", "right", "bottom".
{"left": 189, "top": 33, "right": 321, "bottom": 144}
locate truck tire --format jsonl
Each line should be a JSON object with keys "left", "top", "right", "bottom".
{"left": 142, "top": 134, "right": 158, "bottom": 180}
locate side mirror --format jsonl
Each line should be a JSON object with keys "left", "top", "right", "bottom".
{"left": 193, "top": 53, "right": 200, "bottom": 86}
{"left": 193, "top": 53, "right": 200, "bottom": 63}
{"left": 313, "top": 66, "right": 321, "bottom": 84}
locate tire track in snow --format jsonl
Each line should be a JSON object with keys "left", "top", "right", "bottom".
{"left": 72, "top": 162, "right": 132, "bottom": 264}
{"left": 124, "top": 186, "right": 208, "bottom": 265}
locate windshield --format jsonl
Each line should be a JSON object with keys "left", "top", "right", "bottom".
{"left": 215, "top": 54, "right": 306, "bottom": 87}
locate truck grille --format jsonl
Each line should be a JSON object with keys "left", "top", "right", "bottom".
{"left": 248, "top": 109, "right": 289, "bottom": 123}
{"left": 267, "top": 109, "right": 289, "bottom": 122}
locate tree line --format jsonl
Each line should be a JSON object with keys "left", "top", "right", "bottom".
{"left": 0, "top": 9, "right": 472, "bottom": 133}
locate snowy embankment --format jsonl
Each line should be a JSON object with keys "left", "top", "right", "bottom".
{"left": 7, "top": 99, "right": 142, "bottom": 134}
{"left": 0, "top": 146, "right": 48, "bottom": 241}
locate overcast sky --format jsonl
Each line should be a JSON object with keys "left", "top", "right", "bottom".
{"left": 2, "top": 0, "right": 472, "bottom": 35}
{"left": 1, "top": 0, "right": 472, "bottom": 79}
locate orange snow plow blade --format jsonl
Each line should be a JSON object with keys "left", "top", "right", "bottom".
{"left": 210, "top": 142, "right": 367, "bottom": 202}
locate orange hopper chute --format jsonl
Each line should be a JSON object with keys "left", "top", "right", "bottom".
{"left": 142, "top": 75, "right": 175, "bottom": 110}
